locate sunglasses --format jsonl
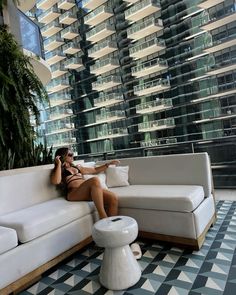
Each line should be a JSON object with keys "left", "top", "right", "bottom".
{"left": 67, "top": 153, "right": 74, "bottom": 157}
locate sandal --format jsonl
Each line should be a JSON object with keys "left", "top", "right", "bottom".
{"left": 130, "top": 243, "right": 142, "bottom": 260}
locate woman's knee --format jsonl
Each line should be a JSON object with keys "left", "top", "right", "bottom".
{"left": 110, "top": 193, "right": 118, "bottom": 206}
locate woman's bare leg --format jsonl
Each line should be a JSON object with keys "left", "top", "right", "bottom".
{"left": 67, "top": 177, "right": 107, "bottom": 219}
{"left": 102, "top": 190, "right": 118, "bottom": 216}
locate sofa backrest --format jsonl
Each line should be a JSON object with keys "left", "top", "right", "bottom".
{"left": 119, "top": 152, "right": 212, "bottom": 197}
{"left": 0, "top": 165, "right": 60, "bottom": 215}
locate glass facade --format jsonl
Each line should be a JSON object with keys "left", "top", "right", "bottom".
{"left": 38, "top": 0, "right": 236, "bottom": 187}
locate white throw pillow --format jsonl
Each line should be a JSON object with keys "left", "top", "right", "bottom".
{"left": 106, "top": 166, "right": 130, "bottom": 188}
{"left": 83, "top": 173, "right": 108, "bottom": 189}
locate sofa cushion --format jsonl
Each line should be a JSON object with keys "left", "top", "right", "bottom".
{"left": 0, "top": 198, "right": 95, "bottom": 243}
{"left": 110, "top": 185, "right": 204, "bottom": 213}
{"left": 0, "top": 226, "right": 18, "bottom": 254}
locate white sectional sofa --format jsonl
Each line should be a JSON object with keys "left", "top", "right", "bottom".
{"left": 0, "top": 152, "right": 216, "bottom": 294}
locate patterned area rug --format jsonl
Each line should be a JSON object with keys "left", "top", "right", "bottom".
{"left": 20, "top": 201, "right": 236, "bottom": 295}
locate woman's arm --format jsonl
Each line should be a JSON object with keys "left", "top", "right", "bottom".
{"left": 50, "top": 156, "right": 62, "bottom": 184}
{"left": 79, "top": 160, "right": 120, "bottom": 175}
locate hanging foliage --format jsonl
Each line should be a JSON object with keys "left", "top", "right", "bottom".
{"left": 0, "top": 25, "right": 49, "bottom": 170}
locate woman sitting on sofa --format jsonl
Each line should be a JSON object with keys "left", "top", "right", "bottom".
{"left": 51, "top": 147, "right": 119, "bottom": 219}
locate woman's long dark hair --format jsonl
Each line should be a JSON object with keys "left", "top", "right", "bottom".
{"left": 54, "top": 147, "right": 69, "bottom": 165}
{"left": 54, "top": 147, "right": 69, "bottom": 196}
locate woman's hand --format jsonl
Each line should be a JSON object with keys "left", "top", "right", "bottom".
{"left": 54, "top": 156, "right": 62, "bottom": 166}
{"left": 107, "top": 160, "right": 120, "bottom": 166}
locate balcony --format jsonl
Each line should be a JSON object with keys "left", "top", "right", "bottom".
{"left": 90, "top": 58, "right": 119, "bottom": 75}
{"left": 88, "top": 40, "right": 117, "bottom": 59}
{"left": 141, "top": 137, "right": 177, "bottom": 147}
{"left": 62, "top": 41, "right": 81, "bottom": 55}
{"left": 61, "top": 26, "right": 79, "bottom": 39}
{"left": 41, "top": 20, "right": 62, "bottom": 38}
{"left": 134, "top": 78, "right": 170, "bottom": 96}
{"left": 49, "top": 109, "right": 73, "bottom": 121}
{"left": 92, "top": 76, "right": 121, "bottom": 91}
{"left": 136, "top": 98, "right": 172, "bottom": 114}
{"left": 125, "top": 0, "right": 161, "bottom": 22}
{"left": 51, "top": 63, "right": 68, "bottom": 79}
{"left": 93, "top": 127, "right": 128, "bottom": 141}
{"left": 127, "top": 18, "right": 163, "bottom": 41}
{"left": 96, "top": 110, "right": 126, "bottom": 124}
{"left": 129, "top": 38, "right": 165, "bottom": 59}
{"left": 82, "top": 0, "right": 107, "bottom": 10}
{"left": 49, "top": 92, "right": 71, "bottom": 107}
{"left": 204, "top": 34, "right": 236, "bottom": 54}
{"left": 23, "top": 49, "right": 51, "bottom": 86}
{"left": 131, "top": 58, "right": 168, "bottom": 77}
{"left": 59, "top": 11, "right": 77, "bottom": 25}
{"left": 94, "top": 92, "right": 123, "bottom": 107}
{"left": 206, "top": 61, "right": 236, "bottom": 76}
{"left": 45, "top": 50, "right": 66, "bottom": 65}
{"left": 198, "top": 0, "right": 224, "bottom": 9}
{"left": 64, "top": 56, "right": 83, "bottom": 70}
{"left": 44, "top": 33, "right": 64, "bottom": 51}
{"left": 37, "top": 0, "right": 58, "bottom": 10}
{"left": 38, "top": 6, "right": 61, "bottom": 25}
{"left": 86, "top": 23, "right": 115, "bottom": 43}
{"left": 138, "top": 118, "right": 175, "bottom": 132}
{"left": 18, "top": 0, "right": 36, "bottom": 12}
{"left": 46, "top": 78, "right": 71, "bottom": 94}
{"left": 84, "top": 5, "right": 113, "bottom": 26}
{"left": 58, "top": 0, "right": 75, "bottom": 10}
{"left": 123, "top": 0, "right": 139, "bottom": 3}
{"left": 200, "top": 6, "right": 236, "bottom": 31}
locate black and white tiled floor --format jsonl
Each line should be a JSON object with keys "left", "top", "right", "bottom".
{"left": 20, "top": 201, "right": 236, "bottom": 295}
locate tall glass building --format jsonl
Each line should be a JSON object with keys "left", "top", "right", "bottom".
{"left": 37, "top": 0, "right": 236, "bottom": 187}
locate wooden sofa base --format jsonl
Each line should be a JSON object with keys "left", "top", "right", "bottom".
{"left": 0, "top": 236, "right": 93, "bottom": 295}
{"left": 139, "top": 214, "right": 217, "bottom": 251}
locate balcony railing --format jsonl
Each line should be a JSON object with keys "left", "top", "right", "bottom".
{"left": 136, "top": 98, "right": 172, "bottom": 114}
{"left": 96, "top": 127, "right": 128, "bottom": 140}
{"left": 129, "top": 38, "right": 165, "bottom": 59}
{"left": 41, "top": 20, "right": 62, "bottom": 38}
{"left": 88, "top": 40, "right": 117, "bottom": 58}
{"left": 62, "top": 41, "right": 81, "bottom": 54}
{"left": 94, "top": 92, "right": 123, "bottom": 107}
{"left": 45, "top": 50, "right": 65, "bottom": 65}
{"left": 82, "top": 0, "right": 107, "bottom": 10}
{"left": 84, "top": 5, "right": 113, "bottom": 26}
{"left": 134, "top": 78, "right": 170, "bottom": 96}
{"left": 58, "top": 0, "right": 75, "bottom": 10}
{"left": 61, "top": 25, "right": 79, "bottom": 39}
{"left": 127, "top": 17, "right": 163, "bottom": 40}
{"left": 131, "top": 58, "right": 168, "bottom": 77}
{"left": 64, "top": 56, "right": 83, "bottom": 70}
{"left": 92, "top": 75, "right": 122, "bottom": 91}
{"left": 125, "top": 0, "right": 161, "bottom": 21}
{"left": 51, "top": 62, "right": 67, "bottom": 78}
{"left": 138, "top": 118, "right": 175, "bottom": 132}
{"left": 44, "top": 33, "right": 64, "bottom": 51}
{"left": 90, "top": 58, "right": 119, "bottom": 75}
{"left": 140, "top": 137, "right": 177, "bottom": 147}
{"left": 96, "top": 110, "right": 125, "bottom": 123}
{"left": 46, "top": 78, "right": 71, "bottom": 93}
{"left": 38, "top": 6, "right": 61, "bottom": 24}
{"left": 200, "top": 2, "right": 236, "bottom": 31}
{"left": 48, "top": 91, "right": 71, "bottom": 107}
{"left": 59, "top": 10, "right": 77, "bottom": 25}
{"left": 86, "top": 22, "right": 115, "bottom": 43}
